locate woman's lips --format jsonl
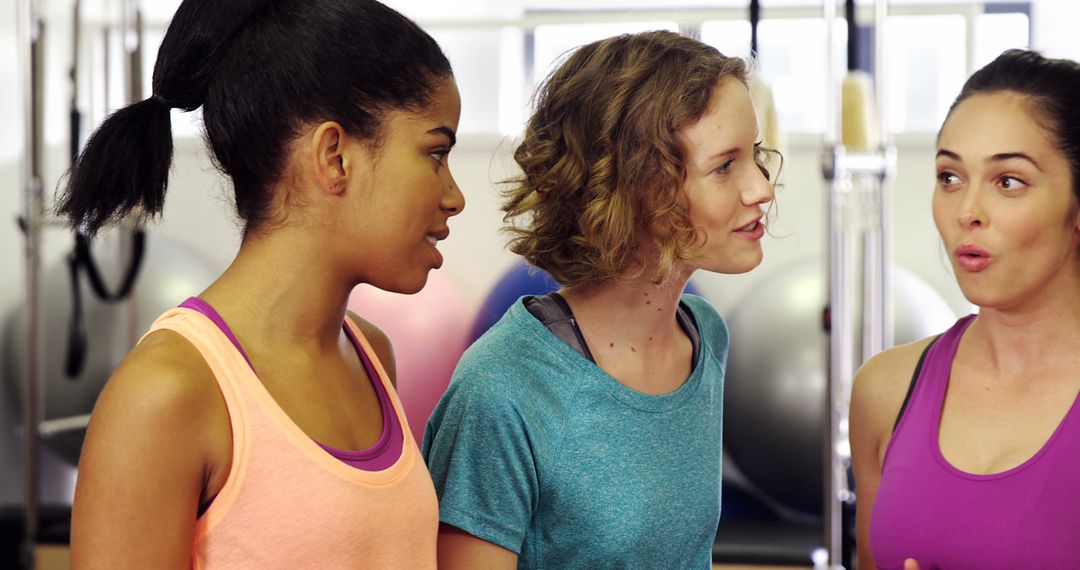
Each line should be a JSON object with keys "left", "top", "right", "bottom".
{"left": 734, "top": 218, "right": 765, "bottom": 240}
{"left": 955, "top": 244, "right": 992, "bottom": 272}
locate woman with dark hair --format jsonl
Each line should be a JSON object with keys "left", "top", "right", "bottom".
{"left": 63, "top": 0, "right": 463, "bottom": 567}
{"left": 851, "top": 49, "right": 1080, "bottom": 570}
{"left": 422, "top": 30, "right": 777, "bottom": 569}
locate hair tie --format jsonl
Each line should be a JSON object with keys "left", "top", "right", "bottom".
{"left": 150, "top": 93, "right": 172, "bottom": 109}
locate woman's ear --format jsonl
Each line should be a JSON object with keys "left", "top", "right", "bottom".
{"left": 310, "top": 121, "right": 348, "bottom": 195}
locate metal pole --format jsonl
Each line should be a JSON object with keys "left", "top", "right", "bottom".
{"left": 823, "top": 0, "right": 839, "bottom": 148}
{"left": 71, "top": 0, "right": 82, "bottom": 162}
{"left": 861, "top": 0, "right": 889, "bottom": 363}
{"left": 824, "top": 2, "right": 896, "bottom": 568}
{"left": 18, "top": 0, "right": 45, "bottom": 566}
{"left": 822, "top": 1, "right": 849, "bottom": 568}
{"left": 824, "top": 149, "right": 853, "bottom": 570}
{"left": 874, "top": 0, "right": 894, "bottom": 354}
{"left": 123, "top": 0, "right": 144, "bottom": 348}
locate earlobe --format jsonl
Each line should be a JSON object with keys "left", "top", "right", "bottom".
{"left": 311, "top": 121, "right": 348, "bottom": 195}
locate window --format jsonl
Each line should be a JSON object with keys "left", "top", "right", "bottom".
{"left": 885, "top": 15, "right": 967, "bottom": 132}
{"left": 974, "top": 12, "right": 1030, "bottom": 69}
{"left": 404, "top": 1, "right": 1032, "bottom": 135}
{"left": 532, "top": 21, "right": 679, "bottom": 84}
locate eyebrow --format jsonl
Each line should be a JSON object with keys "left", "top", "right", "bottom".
{"left": 936, "top": 148, "right": 1043, "bottom": 172}
{"left": 428, "top": 126, "right": 457, "bottom": 147}
{"left": 705, "top": 146, "right": 740, "bottom": 163}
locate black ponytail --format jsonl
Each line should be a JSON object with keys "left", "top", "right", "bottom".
{"left": 151, "top": 0, "right": 272, "bottom": 111}
{"left": 56, "top": 97, "right": 173, "bottom": 234}
{"left": 58, "top": 0, "right": 452, "bottom": 235}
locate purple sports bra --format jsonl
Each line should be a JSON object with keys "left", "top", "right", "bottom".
{"left": 869, "top": 314, "right": 1080, "bottom": 569}
{"left": 179, "top": 297, "right": 403, "bottom": 470}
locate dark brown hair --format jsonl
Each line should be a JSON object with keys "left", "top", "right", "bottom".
{"left": 946, "top": 49, "right": 1080, "bottom": 200}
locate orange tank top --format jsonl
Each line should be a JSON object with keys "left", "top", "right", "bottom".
{"left": 144, "top": 308, "right": 439, "bottom": 569}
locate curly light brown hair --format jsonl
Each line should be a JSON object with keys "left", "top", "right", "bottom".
{"left": 503, "top": 30, "right": 773, "bottom": 287}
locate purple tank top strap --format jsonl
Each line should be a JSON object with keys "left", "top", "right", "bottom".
{"left": 180, "top": 297, "right": 257, "bottom": 370}
{"left": 316, "top": 323, "right": 403, "bottom": 469}
{"left": 887, "top": 314, "right": 975, "bottom": 445}
{"left": 177, "top": 297, "right": 403, "bottom": 471}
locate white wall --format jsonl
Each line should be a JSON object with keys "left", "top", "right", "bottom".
{"left": 0, "top": 0, "right": 1062, "bottom": 507}
{"left": 1031, "top": 0, "right": 1080, "bottom": 61}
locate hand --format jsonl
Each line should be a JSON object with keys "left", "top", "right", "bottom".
{"left": 904, "top": 558, "right": 920, "bottom": 570}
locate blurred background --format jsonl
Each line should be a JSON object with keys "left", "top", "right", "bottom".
{"left": 2, "top": 0, "right": 1077, "bottom": 567}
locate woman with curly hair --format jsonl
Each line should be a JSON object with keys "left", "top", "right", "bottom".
{"left": 422, "top": 30, "right": 776, "bottom": 569}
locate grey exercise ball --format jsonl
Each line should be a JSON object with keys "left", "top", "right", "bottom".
{"left": 3, "top": 233, "right": 217, "bottom": 465}
{"left": 722, "top": 258, "right": 957, "bottom": 516}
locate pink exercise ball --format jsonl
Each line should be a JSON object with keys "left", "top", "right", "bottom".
{"left": 347, "top": 270, "right": 472, "bottom": 445}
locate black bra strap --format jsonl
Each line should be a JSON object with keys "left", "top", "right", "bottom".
{"left": 675, "top": 303, "right": 700, "bottom": 367}
{"left": 892, "top": 335, "right": 942, "bottom": 434}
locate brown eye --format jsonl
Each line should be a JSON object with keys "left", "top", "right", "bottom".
{"left": 997, "top": 175, "right": 1027, "bottom": 192}
{"left": 936, "top": 172, "right": 960, "bottom": 186}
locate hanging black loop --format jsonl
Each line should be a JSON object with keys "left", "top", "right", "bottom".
{"left": 750, "top": 0, "right": 760, "bottom": 57}
{"left": 64, "top": 249, "right": 87, "bottom": 379}
{"left": 73, "top": 229, "right": 146, "bottom": 301}
{"left": 64, "top": 228, "right": 147, "bottom": 379}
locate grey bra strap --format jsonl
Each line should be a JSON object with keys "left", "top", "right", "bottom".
{"left": 524, "top": 292, "right": 595, "bottom": 361}
{"left": 525, "top": 292, "right": 700, "bottom": 368}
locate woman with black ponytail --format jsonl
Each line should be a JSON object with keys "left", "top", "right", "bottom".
{"left": 62, "top": 1, "right": 462, "bottom": 567}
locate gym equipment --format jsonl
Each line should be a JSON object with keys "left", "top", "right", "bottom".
{"left": 820, "top": 0, "right": 893, "bottom": 566}
{"left": 3, "top": 234, "right": 218, "bottom": 465}
{"left": 723, "top": 259, "right": 954, "bottom": 516}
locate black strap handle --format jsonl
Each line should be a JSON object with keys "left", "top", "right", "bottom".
{"left": 73, "top": 229, "right": 146, "bottom": 301}
{"left": 64, "top": 229, "right": 147, "bottom": 379}
{"left": 750, "top": 0, "right": 760, "bottom": 57}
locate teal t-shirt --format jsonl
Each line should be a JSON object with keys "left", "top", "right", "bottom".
{"left": 422, "top": 294, "right": 728, "bottom": 569}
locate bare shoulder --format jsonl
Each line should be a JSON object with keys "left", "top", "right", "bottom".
{"left": 82, "top": 327, "right": 232, "bottom": 473}
{"left": 856, "top": 336, "right": 936, "bottom": 396}
{"left": 84, "top": 329, "right": 227, "bottom": 463}
{"left": 72, "top": 330, "right": 227, "bottom": 567}
{"left": 102, "top": 329, "right": 221, "bottom": 419}
{"left": 346, "top": 310, "right": 397, "bottom": 387}
{"left": 858, "top": 337, "right": 935, "bottom": 387}
{"left": 80, "top": 327, "right": 230, "bottom": 491}
{"left": 851, "top": 336, "right": 938, "bottom": 448}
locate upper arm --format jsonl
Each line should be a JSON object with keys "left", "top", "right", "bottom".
{"left": 423, "top": 375, "right": 540, "bottom": 556}
{"left": 850, "top": 338, "right": 931, "bottom": 570}
{"left": 347, "top": 311, "right": 397, "bottom": 387}
{"left": 71, "top": 331, "right": 223, "bottom": 570}
{"left": 437, "top": 523, "right": 519, "bottom": 570}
